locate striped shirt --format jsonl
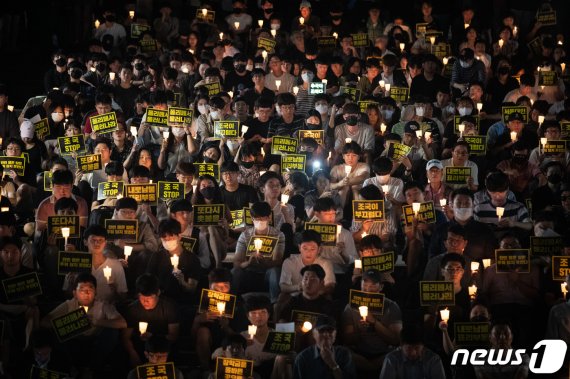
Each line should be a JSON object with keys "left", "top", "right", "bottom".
{"left": 473, "top": 198, "right": 530, "bottom": 225}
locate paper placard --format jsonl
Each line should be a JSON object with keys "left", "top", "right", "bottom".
{"left": 560, "top": 122, "right": 570, "bottom": 136}
{"left": 444, "top": 166, "right": 471, "bottom": 185}
{"left": 58, "top": 135, "right": 86, "bottom": 155}
{"left": 136, "top": 362, "right": 176, "bottom": 379}
{"left": 199, "top": 289, "right": 236, "bottom": 318}
{"left": 351, "top": 33, "right": 368, "bottom": 47}
{"left": 30, "top": 366, "right": 68, "bottom": 379}
{"left": 495, "top": 249, "right": 530, "bottom": 273}
{"left": 230, "top": 209, "right": 245, "bottom": 228}
{"left": 0, "top": 156, "right": 25, "bottom": 176}
{"left": 271, "top": 136, "right": 298, "bottom": 155}
{"left": 304, "top": 223, "right": 337, "bottom": 246}
{"left": 538, "top": 71, "right": 558, "bottom": 86}
{"left": 139, "top": 38, "right": 158, "bottom": 53}
{"left": 125, "top": 183, "right": 158, "bottom": 205}
{"left": 454, "top": 322, "right": 490, "bottom": 346}
{"left": 193, "top": 162, "right": 220, "bottom": 181}
{"left": 527, "top": 37, "right": 542, "bottom": 57}
{"left": 386, "top": 142, "right": 412, "bottom": 161}
{"left": 52, "top": 308, "right": 90, "bottom": 342}
{"left": 543, "top": 141, "right": 566, "bottom": 155}
{"left": 317, "top": 36, "right": 336, "bottom": 48}
{"left": 105, "top": 219, "right": 138, "bottom": 241}
{"left": 349, "top": 289, "right": 385, "bottom": 315}
{"left": 389, "top": 87, "right": 409, "bottom": 103}
{"left": 263, "top": 332, "right": 295, "bottom": 354}
{"left": 97, "top": 181, "right": 124, "bottom": 200}
{"left": 416, "top": 23, "right": 428, "bottom": 38}
{"left": 193, "top": 204, "right": 225, "bottom": 226}
{"left": 502, "top": 106, "right": 529, "bottom": 124}
{"left": 402, "top": 201, "right": 436, "bottom": 225}
{"left": 362, "top": 252, "right": 395, "bottom": 273}
{"left": 214, "top": 120, "right": 240, "bottom": 138}
{"left": 130, "top": 23, "right": 151, "bottom": 39}
{"left": 47, "top": 215, "right": 80, "bottom": 238}
{"left": 464, "top": 136, "right": 487, "bottom": 155}
{"left": 339, "top": 86, "right": 361, "bottom": 102}
{"left": 158, "top": 181, "right": 184, "bottom": 200}
{"left": 57, "top": 251, "right": 93, "bottom": 275}
{"left": 551, "top": 256, "right": 570, "bottom": 281}
{"left": 352, "top": 200, "right": 385, "bottom": 222}
{"left": 90, "top": 111, "right": 118, "bottom": 134}
{"left": 195, "top": 9, "right": 215, "bottom": 23}
{"left": 204, "top": 81, "right": 221, "bottom": 96}
{"left": 291, "top": 310, "right": 322, "bottom": 327}
{"left": 76, "top": 154, "right": 102, "bottom": 172}
{"left": 145, "top": 109, "right": 168, "bottom": 127}
{"left": 536, "top": 10, "right": 556, "bottom": 26}
{"left": 454, "top": 115, "right": 480, "bottom": 134}
{"left": 246, "top": 235, "right": 279, "bottom": 258}
{"left": 419, "top": 281, "right": 455, "bottom": 306}
{"left": 358, "top": 101, "right": 379, "bottom": 113}
{"left": 1, "top": 272, "right": 42, "bottom": 302}
{"left": 298, "top": 129, "right": 324, "bottom": 145}
{"left": 44, "top": 171, "right": 53, "bottom": 191}
{"left": 308, "top": 82, "right": 325, "bottom": 95}
{"left": 531, "top": 236, "right": 563, "bottom": 256}
{"left": 281, "top": 154, "right": 306, "bottom": 173}
{"left": 181, "top": 236, "right": 197, "bottom": 252}
{"left": 432, "top": 43, "right": 451, "bottom": 59}
{"left": 215, "top": 357, "right": 253, "bottom": 379}
{"left": 167, "top": 106, "right": 193, "bottom": 125}
{"left": 34, "top": 118, "right": 50, "bottom": 140}
{"left": 257, "top": 37, "right": 277, "bottom": 52}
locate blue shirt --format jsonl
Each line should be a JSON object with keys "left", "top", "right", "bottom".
{"left": 293, "top": 345, "right": 356, "bottom": 379}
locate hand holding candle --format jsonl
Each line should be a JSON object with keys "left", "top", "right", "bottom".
{"left": 217, "top": 301, "right": 226, "bottom": 316}
{"left": 359, "top": 306, "right": 368, "bottom": 321}
{"left": 103, "top": 266, "right": 112, "bottom": 283}
{"left": 344, "top": 164, "right": 351, "bottom": 177}
{"left": 510, "top": 131, "right": 517, "bottom": 142}
{"left": 124, "top": 245, "right": 133, "bottom": 259}
{"left": 562, "top": 282, "right": 568, "bottom": 297}
{"left": 170, "top": 254, "right": 179, "bottom": 271}
{"left": 440, "top": 308, "right": 450, "bottom": 323}
{"left": 248, "top": 324, "right": 257, "bottom": 339}
{"left": 301, "top": 321, "right": 312, "bottom": 333}
{"left": 254, "top": 238, "right": 263, "bottom": 255}
{"left": 468, "top": 284, "right": 478, "bottom": 299}
{"left": 61, "top": 227, "right": 70, "bottom": 246}
{"left": 354, "top": 259, "right": 362, "bottom": 269}
{"left": 139, "top": 321, "right": 148, "bottom": 334}
{"left": 496, "top": 207, "right": 504, "bottom": 222}
{"left": 412, "top": 202, "right": 421, "bottom": 217}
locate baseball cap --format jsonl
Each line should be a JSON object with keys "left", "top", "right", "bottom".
{"left": 404, "top": 121, "right": 420, "bottom": 134}
{"left": 426, "top": 159, "right": 443, "bottom": 170}
{"left": 315, "top": 315, "right": 336, "bottom": 331}
{"left": 300, "top": 1, "right": 311, "bottom": 9}
{"left": 507, "top": 112, "right": 524, "bottom": 122}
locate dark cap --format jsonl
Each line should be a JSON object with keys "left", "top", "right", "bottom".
{"left": 170, "top": 199, "right": 193, "bottom": 213}
{"left": 300, "top": 264, "right": 325, "bottom": 280}
{"left": 507, "top": 112, "right": 524, "bottom": 122}
{"left": 460, "top": 48, "right": 475, "bottom": 61}
{"left": 315, "top": 315, "right": 336, "bottom": 330}
{"left": 362, "top": 268, "right": 393, "bottom": 284}
{"left": 404, "top": 120, "right": 420, "bottom": 134}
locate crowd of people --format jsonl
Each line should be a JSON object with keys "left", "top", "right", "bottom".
{"left": 0, "top": 0, "right": 569, "bottom": 378}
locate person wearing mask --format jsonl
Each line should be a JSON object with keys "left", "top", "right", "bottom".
{"left": 265, "top": 54, "right": 296, "bottom": 93}
{"left": 294, "top": 63, "right": 317, "bottom": 118}
{"left": 333, "top": 103, "right": 375, "bottom": 160}
{"left": 497, "top": 141, "right": 540, "bottom": 201}
{"left": 94, "top": 10, "right": 126, "bottom": 51}
{"left": 195, "top": 96, "right": 238, "bottom": 147}
{"left": 450, "top": 48, "right": 485, "bottom": 99}
{"left": 224, "top": 53, "right": 253, "bottom": 94}
{"left": 44, "top": 52, "right": 69, "bottom": 93}
{"left": 531, "top": 161, "right": 566, "bottom": 214}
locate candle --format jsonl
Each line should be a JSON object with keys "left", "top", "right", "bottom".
{"left": 103, "top": 266, "right": 112, "bottom": 282}
{"left": 482, "top": 259, "right": 491, "bottom": 268}
{"left": 129, "top": 10, "right": 135, "bottom": 19}
{"left": 345, "top": 138, "right": 352, "bottom": 144}
{"left": 275, "top": 80, "right": 281, "bottom": 90}
{"left": 336, "top": 225, "right": 342, "bottom": 239}
{"left": 385, "top": 83, "right": 391, "bottom": 92}
{"left": 261, "top": 50, "right": 268, "bottom": 59}
{"left": 415, "top": 130, "right": 423, "bottom": 139}
{"left": 61, "top": 227, "right": 70, "bottom": 246}
{"left": 241, "top": 125, "right": 249, "bottom": 136}
{"left": 219, "top": 32, "right": 224, "bottom": 40}
{"left": 124, "top": 245, "right": 133, "bottom": 259}
{"left": 228, "top": 91, "right": 234, "bottom": 99}
{"left": 281, "top": 194, "right": 289, "bottom": 205}
{"left": 234, "top": 21, "right": 240, "bottom": 30}
{"left": 537, "top": 66, "right": 541, "bottom": 72}
{"left": 82, "top": 305, "right": 89, "bottom": 313}
{"left": 109, "top": 72, "right": 115, "bottom": 81}
{"left": 333, "top": 32, "right": 338, "bottom": 39}
{"left": 510, "top": 131, "right": 517, "bottom": 142}
{"left": 322, "top": 79, "right": 328, "bottom": 86}
{"left": 6, "top": 106, "right": 13, "bottom": 112}
{"left": 139, "top": 321, "right": 148, "bottom": 334}
{"left": 412, "top": 202, "right": 421, "bottom": 216}
{"left": 328, "top": 151, "right": 332, "bottom": 160}
{"left": 90, "top": 66, "right": 96, "bottom": 72}
{"left": 170, "top": 254, "right": 179, "bottom": 270}
{"left": 379, "top": 80, "right": 385, "bottom": 88}
{"left": 467, "top": 284, "right": 479, "bottom": 299}
{"left": 561, "top": 63, "right": 566, "bottom": 73}
{"left": 513, "top": 26, "right": 518, "bottom": 36}
{"left": 254, "top": 238, "right": 263, "bottom": 254}
{"left": 217, "top": 301, "right": 226, "bottom": 315}
{"left": 354, "top": 259, "right": 362, "bottom": 269}
{"left": 163, "top": 131, "right": 169, "bottom": 140}
{"left": 94, "top": 19, "right": 100, "bottom": 29}
{"left": 399, "top": 43, "right": 405, "bottom": 52}
{"left": 458, "top": 123, "right": 465, "bottom": 138}
{"left": 380, "top": 123, "right": 387, "bottom": 133}
{"left": 464, "top": 23, "right": 469, "bottom": 29}
{"left": 476, "top": 103, "right": 483, "bottom": 112}
{"left": 202, "top": 8, "right": 208, "bottom": 16}
{"left": 293, "top": 86, "right": 299, "bottom": 95}
{"left": 440, "top": 308, "right": 450, "bottom": 322}
{"left": 562, "top": 282, "right": 568, "bottom": 296}
{"left": 381, "top": 185, "right": 389, "bottom": 194}
{"left": 361, "top": 231, "right": 368, "bottom": 238}
{"left": 429, "top": 36, "right": 436, "bottom": 45}
{"left": 344, "top": 165, "right": 351, "bottom": 176}
{"left": 496, "top": 207, "right": 504, "bottom": 222}
{"left": 498, "top": 39, "right": 504, "bottom": 48}
{"left": 538, "top": 115, "right": 545, "bottom": 125}
{"left": 271, "top": 29, "right": 277, "bottom": 37}
{"left": 130, "top": 126, "right": 137, "bottom": 136}
{"left": 301, "top": 321, "right": 312, "bottom": 333}
{"left": 358, "top": 305, "right": 368, "bottom": 320}
{"left": 149, "top": 180, "right": 153, "bottom": 184}
{"left": 248, "top": 324, "right": 257, "bottom": 339}
{"left": 540, "top": 137, "right": 547, "bottom": 153}
{"left": 442, "top": 57, "right": 448, "bottom": 65}
{"left": 299, "top": 17, "right": 304, "bottom": 25}
{"left": 471, "top": 262, "right": 480, "bottom": 273}
{"left": 440, "top": 198, "right": 447, "bottom": 207}
{"left": 424, "top": 131, "right": 432, "bottom": 140}
{"left": 258, "top": 19, "right": 263, "bottom": 27}
{"left": 0, "top": 207, "right": 8, "bottom": 212}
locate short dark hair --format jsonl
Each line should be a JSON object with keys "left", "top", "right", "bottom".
{"left": 451, "top": 187, "right": 473, "bottom": 202}
{"left": 360, "top": 185, "right": 382, "bottom": 200}
{"left": 359, "top": 234, "right": 383, "bottom": 251}
{"left": 136, "top": 273, "right": 160, "bottom": 296}
{"left": 440, "top": 252, "right": 466, "bottom": 268}
{"left": 130, "top": 165, "right": 151, "bottom": 178}
{"left": 485, "top": 171, "right": 509, "bottom": 192}
{"left": 446, "top": 224, "right": 466, "bottom": 239}
{"left": 158, "top": 219, "right": 182, "bottom": 237}
{"left": 400, "top": 324, "right": 424, "bottom": 345}
{"left": 51, "top": 169, "right": 74, "bottom": 185}
{"left": 105, "top": 161, "right": 124, "bottom": 176}
{"left": 84, "top": 225, "right": 107, "bottom": 240}
{"left": 145, "top": 335, "right": 171, "bottom": 353}
{"left": 259, "top": 171, "right": 285, "bottom": 188}
{"left": 176, "top": 161, "right": 196, "bottom": 175}
{"left": 54, "top": 197, "right": 78, "bottom": 212}
{"left": 208, "top": 268, "right": 232, "bottom": 284}
{"left": 300, "top": 229, "right": 322, "bottom": 246}
{"left": 0, "top": 236, "right": 22, "bottom": 251}
{"left": 342, "top": 141, "right": 362, "bottom": 155}
{"left": 115, "top": 197, "right": 138, "bottom": 210}
{"left": 94, "top": 137, "right": 112, "bottom": 150}
{"left": 245, "top": 295, "right": 271, "bottom": 313}
{"left": 276, "top": 93, "right": 296, "bottom": 106}
{"left": 250, "top": 201, "right": 271, "bottom": 218}
{"left": 313, "top": 197, "right": 336, "bottom": 212}
{"left": 403, "top": 181, "right": 423, "bottom": 195}
{"left": 300, "top": 264, "right": 326, "bottom": 279}
{"left": 74, "top": 272, "right": 97, "bottom": 289}
{"left": 221, "top": 334, "right": 247, "bottom": 349}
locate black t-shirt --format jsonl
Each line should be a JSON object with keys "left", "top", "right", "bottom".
{"left": 224, "top": 71, "right": 253, "bottom": 93}
{"left": 409, "top": 74, "right": 450, "bottom": 103}
{"left": 486, "top": 77, "right": 519, "bottom": 114}
{"left": 243, "top": 117, "right": 271, "bottom": 140}
{"left": 279, "top": 294, "right": 335, "bottom": 322}
{"left": 220, "top": 184, "right": 258, "bottom": 211}
{"left": 124, "top": 297, "right": 180, "bottom": 336}
{"left": 0, "top": 266, "right": 35, "bottom": 304}
{"left": 241, "top": 87, "right": 275, "bottom": 113}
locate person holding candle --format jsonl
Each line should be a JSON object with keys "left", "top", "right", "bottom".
{"left": 342, "top": 268, "right": 402, "bottom": 375}
{"left": 330, "top": 141, "right": 370, "bottom": 208}
{"left": 78, "top": 137, "right": 129, "bottom": 192}
{"left": 122, "top": 273, "right": 180, "bottom": 367}
{"left": 363, "top": 156, "right": 406, "bottom": 214}
{"left": 529, "top": 121, "right": 569, "bottom": 169}
{"left": 333, "top": 103, "right": 375, "bottom": 161}
{"left": 127, "top": 335, "right": 185, "bottom": 379}
{"left": 232, "top": 201, "right": 285, "bottom": 304}
{"left": 304, "top": 170, "right": 343, "bottom": 221}
{"left": 157, "top": 121, "right": 197, "bottom": 180}
{"left": 441, "top": 141, "right": 479, "bottom": 191}
{"left": 424, "top": 159, "right": 453, "bottom": 212}
{"left": 496, "top": 141, "right": 540, "bottom": 201}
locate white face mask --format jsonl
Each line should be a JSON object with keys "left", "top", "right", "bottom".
{"left": 315, "top": 104, "right": 329, "bottom": 115}
{"left": 198, "top": 104, "right": 207, "bottom": 114}
{"left": 415, "top": 107, "right": 425, "bottom": 117}
{"left": 172, "top": 127, "right": 186, "bottom": 137}
{"left": 162, "top": 239, "right": 178, "bottom": 252}
{"left": 301, "top": 72, "right": 314, "bottom": 82}
{"left": 51, "top": 112, "right": 64, "bottom": 122}
{"left": 460, "top": 60, "right": 472, "bottom": 69}
{"left": 454, "top": 207, "right": 473, "bottom": 221}
{"left": 253, "top": 220, "right": 268, "bottom": 230}
{"left": 457, "top": 107, "right": 472, "bottom": 116}
{"left": 209, "top": 110, "right": 220, "bottom": 120}
{"left": 246, "top": 64, "right": 254, "bottom": 71}
{"left": 271, "top": 23, "right": 281, "bottom": 30}
{"left": 380, "top": 109, "right": 394, "bottom": 120}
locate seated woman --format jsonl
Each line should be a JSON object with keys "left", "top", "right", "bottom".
{"left": 123, "top": 145, "right": 163, "bottom": 183}
{"left": 304, "top": 169, "right": 343, "bottom": 221}
{"left": 158, "top": 124, "right": 198, "bottom": 180}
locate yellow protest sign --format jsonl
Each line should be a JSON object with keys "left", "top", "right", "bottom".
{"left": 90, "top": 111, "right": 118, "bottom": 134}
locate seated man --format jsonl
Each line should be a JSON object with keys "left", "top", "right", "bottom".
{"left": 342, "top": 269, "right": 402, "bottom": 375}
{"left": 0, "top": 211, "right": 33, "bottom": 269}
{"left": 127, "top": 335, "right": 185, "bottom": 379}
{"left": 232, "top": 201, "right": 285, "bottom": 304}
{"left": 41, "top": 273, "right": 126, "bottom": 375}
{"left": 168, "top": 199, "right": 202, "bottom": 263}
{"left": 121, "top": 274, "right": 180, "bottom": 367}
